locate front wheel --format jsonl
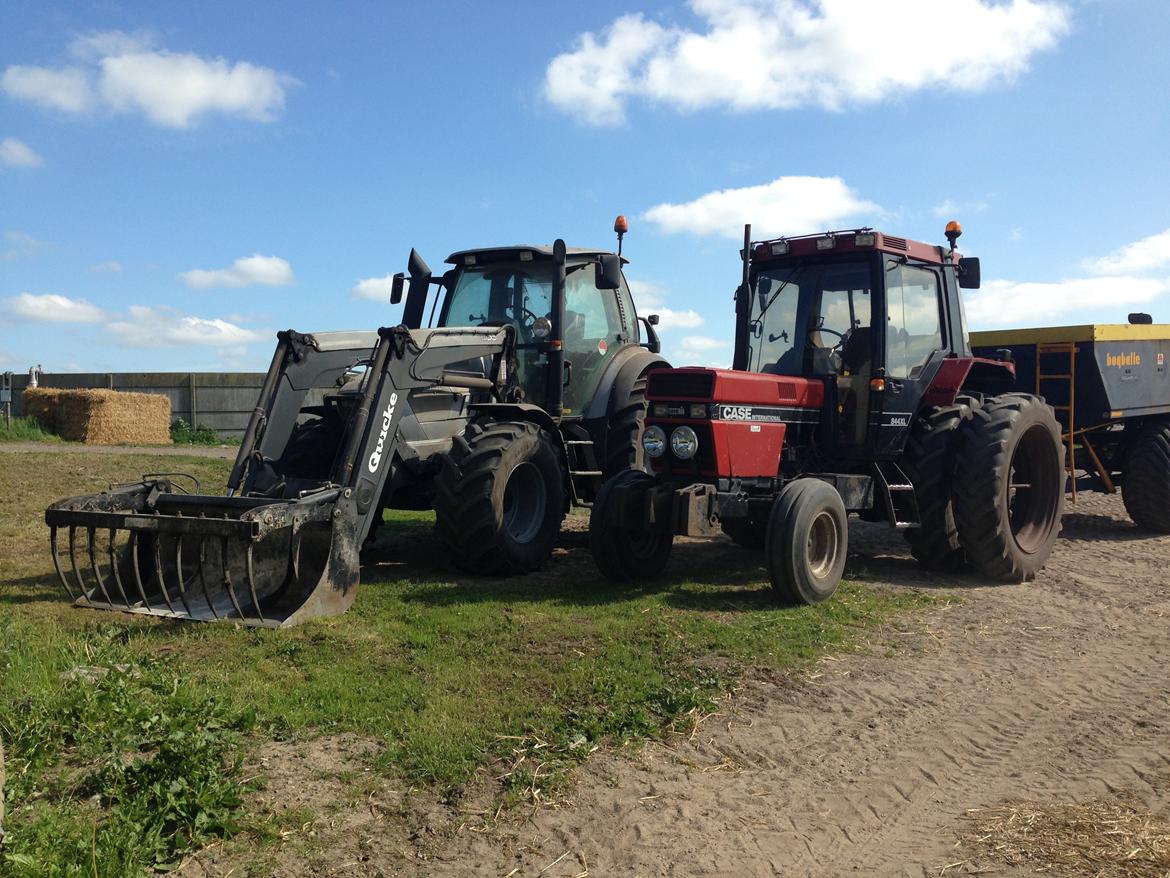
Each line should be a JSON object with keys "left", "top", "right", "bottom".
{"left": 589, "top": 470, "right": 673, "bottom": 582}
{"left": 434, "top": 420, "right": 565, "bottom": 575}
{"left": 765, "top": 479, "right": 848, "bottom": 606}
{"left": 1121, "top": 422, "right": 1170, "bottom": 532}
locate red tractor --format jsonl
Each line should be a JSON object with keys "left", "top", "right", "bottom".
{"left": 589, "top": 223, "right": 1066, "bottom": 604}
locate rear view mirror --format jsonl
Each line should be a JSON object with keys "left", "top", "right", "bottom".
{"left": 958, "top": 256, "right": 981, "bottom": 289}
{"left": 596, "top": 254, "right": 622, "bottom": 290}
{"left": 390, "top": 272, "right": 405, "bottom": 304}
{"left": 647, "top": 313, "right": 660, "bottom": 326}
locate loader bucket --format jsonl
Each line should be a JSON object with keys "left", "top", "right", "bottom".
{"left": 45, "top": 479, "right": 360, "bottom": 627}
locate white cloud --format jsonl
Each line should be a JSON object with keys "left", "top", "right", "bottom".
{"left": 87, "top": 260, "right": 123, "bottom": 274}
{"left": 673, "top": 334, "right": 731, "bottom": 367}
{"left": 965, "top": 276, "right": 1169, "bottom": 328}
{"left": 1, "top": 65, "right": 93, "bottom": 113}
{"left": 629, "top": 279, "right": 704, "bottom": 330}
{"left": 6, "top": 292, "right": 105, "bottom": 323}
{"left": 352, "top": 273, "right": 396, "bottom": 301}
{"left": 0, "top": 137, "right": 44, "bottom": 168}
{"left": 931, "top": 197, "right": 990, "bottom": 218}
{"left": 1, "top": 230, "right": 49, "bottom": 261}
{"left": 546, "top": 0, "right": 1070, "bottom": 125}
{"left": 1085, "top": 229, "right": 1170, "bottom": 275}
{"left": 107, "top": 305, "right": 263, "bottom": 347}
{"left": 181, "top": 254, "right": 294, "bottom": 289}
{"left": 2, "top": 30, "right": 295, "bottom": 128}
{"left": 644, "top": 175, "right": 879, "bottom": 239}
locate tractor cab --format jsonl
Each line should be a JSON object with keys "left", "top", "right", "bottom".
{"left": 736, "top": 227, "right": 981, "bottom": 459}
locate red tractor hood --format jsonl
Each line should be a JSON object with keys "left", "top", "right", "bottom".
{"left": 646, "top": 367, "right": 824, "bottom": 408}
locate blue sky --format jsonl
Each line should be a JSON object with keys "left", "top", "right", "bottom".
{"left": 2, "top": 0, "right": 1169, "bottom": 373}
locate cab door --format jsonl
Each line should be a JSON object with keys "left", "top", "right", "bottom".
{"left": 872, "top": 260, "right": 948, "bottom": 456}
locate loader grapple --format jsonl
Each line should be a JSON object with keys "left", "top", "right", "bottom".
{"left": 44, "top": 323, "right": 514, "bottom": 627}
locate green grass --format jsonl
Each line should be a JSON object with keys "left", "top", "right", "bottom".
{"left": 169, "top": 418, "right": 237, "bottom": 445}
{"left": 0, "top": 416, "right": 61, "bottom": 443}
{"left": 0, "top": 451, "right": 934, "bottom": 874}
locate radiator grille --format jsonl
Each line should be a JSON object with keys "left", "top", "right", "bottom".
{"left": 648, "top": 370, "right": 715, "bottom": 400}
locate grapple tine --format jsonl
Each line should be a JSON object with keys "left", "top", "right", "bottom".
{"left": 50, "top": 525, "right": 77, "bottom": 600}
{"left": 173, "top": 535, "right": 194, "bottom": 616}
{"left": 68, "top": 526, "right": 91, "bottom": 604}
{"left": 221, "top": 537, "right": 246, "bottom": 619}
{"left": 85, "top": 533, "right": 115, "bottom": 608}
{"left": 129, "top": 531, "right": 153, "bottom": 609}
{"left": 153, "top": 535, "right": 177, "bottom": 613}
{"left": 289, "top": 527, "right": 303, "bottom": 585}
{"left": 196, "top": 537, "right": 220, "bottom": 620}
{"left": 244, "top": 544, "right": 266, "bottom": 623}
{"left": 107, "top": 528, "right": 132, "bottom": 609}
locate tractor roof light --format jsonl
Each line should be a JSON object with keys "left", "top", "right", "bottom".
{"left": 854, "top": 232, "right": 876, "bottom": 247}
{"left": 519, "top": 250, "right": 533, "bottom": 261}
{"left": 770, "top": 240, "right": 790, "bottom": 256}
{"left": 464, "top": 254, "right": 477, "bottom": 265}
{"left": 816, "top": 235, "right": 836, "bottom": 251}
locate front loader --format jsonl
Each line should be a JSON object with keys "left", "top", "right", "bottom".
{"left": 44, "top": 324, "right": 514, "bottom": 627}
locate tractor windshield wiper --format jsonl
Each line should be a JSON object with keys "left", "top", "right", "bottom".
{"left": 753, "top": 265, "right": 808, "bottom": 325}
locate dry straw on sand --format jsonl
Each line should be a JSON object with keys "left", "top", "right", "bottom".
{"left": 23, "top": 388, "right": 171, "bottom": 445}
{"left": 964, "top": 799, "right": 1170, "bottom": 877}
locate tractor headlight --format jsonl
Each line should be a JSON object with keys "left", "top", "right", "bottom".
{"left": 642, "top": 425, "right": 667, "bottom": 458}
{"left": 670, "top": 426, "right": 699, "bottom": 460}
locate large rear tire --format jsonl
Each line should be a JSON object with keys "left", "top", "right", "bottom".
{"left": 952, "top": 394, "right": 1065, "bottom": 582}
{"left": 902, "top": 398, "right": 979, "bottom": 571}
{"left": 589, "top": 470, "right": 673, "bottom": 582}
{"left": 434, "top": 420, "right": 565, "bottom": 575}
{"left": 605, "top": 373, "right": 649, "bottom": 477}
{"left": 765, "top": 479, "right": 847, "bottom": 606}
{"left": 1121, "top": 421, "right": 1170, "bottom": 532}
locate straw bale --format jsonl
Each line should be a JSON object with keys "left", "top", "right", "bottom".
{"left": 25, "top": 388, "right": 171, "bottom": 445}
{"left": 21, "top": 387, "right": 61, "bottom": 431}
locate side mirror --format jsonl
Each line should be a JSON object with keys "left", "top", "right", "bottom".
{"left": 958, "top": 256, "right": 981, "bottom": 289}
{"left": 647, "top": 313, "right": 660, "bottom": 326}
{"left": 596, "top": 253, "right": 622, "bottom": 290}
{"left": 390, "top": 272, "right": 405, "bottom": 304}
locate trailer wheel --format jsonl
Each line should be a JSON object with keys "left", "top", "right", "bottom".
{"left": 952, "top": 395, "right": 1065, "bottom": 582}
{"left": 721, "top": 517, "right": 768, "bottom": 550}
{"left": 901, "top": 398, "right": 979, "bottom": 571}
{"left": 435, "top": 420, "right": 565, "bottom": 575}
{"left": 589, "top": 470, "right": 673, "bottom": 582}
{"left": 1121, "top": 422, "right": 1170, "bottom": 532}
{"left": 604, "top": 374, "right": 649, "bottom": 477}
{"left": 765, "top": 479, "right": 847, "bottom": 605}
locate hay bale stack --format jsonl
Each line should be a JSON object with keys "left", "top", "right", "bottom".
{"left": 22, "top": 388, "right": 171, "bottom": 445}
{"left": 22, "top": 387, "right": 61, "bottom": 432}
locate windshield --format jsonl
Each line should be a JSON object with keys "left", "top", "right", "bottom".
{"left": 442, "top": 263, "right": 553, "bottom": 342}
{"left": 748, "top": 260, "right": 874, "bottom": 376}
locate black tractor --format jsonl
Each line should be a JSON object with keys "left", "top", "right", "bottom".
{"left": 387, "top": 217, "right": 669, "bottom": 573}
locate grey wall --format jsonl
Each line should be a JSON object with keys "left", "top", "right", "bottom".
{"left": 8, "top": 372, "right": 265, "bottom": 438}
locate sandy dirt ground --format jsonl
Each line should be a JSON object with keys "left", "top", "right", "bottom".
{"left": 183, "top": 490, "right": 1170, "bottom": 877}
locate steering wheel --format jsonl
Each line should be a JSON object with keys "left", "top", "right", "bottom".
{"left": 808, "top": 326, "right": 846, "bottom": 347}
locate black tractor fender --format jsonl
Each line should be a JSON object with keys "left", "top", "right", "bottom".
{"left": 467, "top": 402, "right": 563, "bottom": 447}
{"left": 583, "top": 346, "right": 670, "bottom": 422}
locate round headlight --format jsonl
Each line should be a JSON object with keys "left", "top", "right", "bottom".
{"left": 642, "top": 425, "right": 666, "bottom": 458}
{"left": 670, "top": 426, "right": 699, "bottom": 460}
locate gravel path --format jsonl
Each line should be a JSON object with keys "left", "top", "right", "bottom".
{"left": 426, "top": 491, "right": 1170, "bottom": 877}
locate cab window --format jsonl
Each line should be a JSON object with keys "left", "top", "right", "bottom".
{"left": 886, "top": 263, "right": 942, "bottom": 379}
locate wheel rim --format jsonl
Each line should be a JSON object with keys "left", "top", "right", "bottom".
{"left": 806, "top": 510, "right": 839, "bottom": 580}
{"left": 502, "top": 461, "right": 546, "bottom": 544}
{"left": 1007, "top": 423, "right": 1061, "bottom": 553}
{"left": 626, "top": 529, "right": 665, "bottom": 560}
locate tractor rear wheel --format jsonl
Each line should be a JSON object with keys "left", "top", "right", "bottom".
{"left": 604, "top": 373, "right": 650, "bottom": 477}
{"left": 589, "top": 470, "right": 673, "bottom": 582}
{"left": 952, "top": 394, "right": 1065, "bottom": 582}
{"left": 765, "top": 479, "right": 847, "bottom": 605}
{"left": 901, "top": 398, "right": 979, "bottom": 571}
{"left": 1121, "top": 421, "right": 1170, "bottom": 532}
{"left": 434, "top": 420, "right": 565, "bottom": 575}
